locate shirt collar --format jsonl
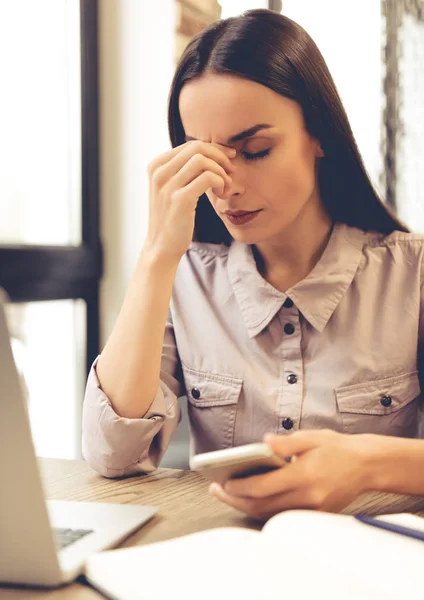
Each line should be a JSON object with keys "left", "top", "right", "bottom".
{"left": 227, "top": 223, "right": 366, "bottom": 338}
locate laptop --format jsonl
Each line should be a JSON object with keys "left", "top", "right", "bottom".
{"left": 0, "top": 289, "right": 157, "bottom": 587}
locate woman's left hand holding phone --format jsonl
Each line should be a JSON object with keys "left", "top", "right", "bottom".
{"left": 209, "top": 430, "right": 382, "bottom": 519}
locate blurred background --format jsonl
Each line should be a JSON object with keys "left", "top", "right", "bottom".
{"left": 0, "top": 0, "right": 422, "bottom": 466}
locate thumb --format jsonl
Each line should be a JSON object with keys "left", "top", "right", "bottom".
{"left": 264, "top": 430, "right": 326, "bottom": 457}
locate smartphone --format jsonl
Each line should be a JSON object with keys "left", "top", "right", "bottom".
{"left": 189, "top": 442, "right": 286, "bottom": 485}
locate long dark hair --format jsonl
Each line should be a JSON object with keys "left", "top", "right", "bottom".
{"left": 168, "top": 9, "right": 408, "bottom": 244}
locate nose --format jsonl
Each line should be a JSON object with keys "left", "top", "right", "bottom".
{"left": 219, "top": 168, "right": 245, "bottom": 200}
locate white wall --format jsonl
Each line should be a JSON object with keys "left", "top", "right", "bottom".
{"left": 282, "top": 0, "right": 384, "bottom": 195}
{"left": 220, "top": 0, "right": 268, "bottom": 18}
{"left": 99, "top": 1, "right": 176, "bottom": 346}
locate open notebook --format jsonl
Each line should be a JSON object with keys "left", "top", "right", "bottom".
{"left": 85, "top": 510, "right": 424, "bottom": 600}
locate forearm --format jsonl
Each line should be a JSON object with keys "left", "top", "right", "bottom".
{"left": 361, "top": 433, "right": 424, "bottom": 496}
{"left": 96, "top": 245, "right": 179, "bottom": 419}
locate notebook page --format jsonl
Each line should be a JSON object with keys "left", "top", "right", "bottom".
{"left": 86, "top": 527, "right": 275, "bottom": 600}
{"left": 85, "top": 522, "right": 391, "bottom": 600}
{"left": 262, "top": 510, "right": 424, "bottom": 599}
{"left": 375, "top": 512, "right": 424, "bottom": 530}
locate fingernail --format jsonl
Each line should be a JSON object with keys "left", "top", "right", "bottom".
{"left": 226, "top": 148, "right": 236, "bottom": 156}
{"left": 209, "top": 482, "right": 222, "bottom": 494}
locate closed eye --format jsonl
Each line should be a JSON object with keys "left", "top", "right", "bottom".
{"left": 242, "top": 149, "right": 271, "bottom": 161}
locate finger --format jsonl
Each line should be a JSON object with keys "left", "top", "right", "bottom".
{"left": 157, "top": 144, "right": 236, "bottom": 188}
{"left": 168, "top": 154, "right": 232, "bottom": 193}
{"left": 223, "top": 460, "right": 309, "bottom": 498}
{"left": 149, "top": 141, "right": 236, "bottom": 183}
{"left": 210, "top": 482, "right": 315, "bottom": 519}
{"left": 256, "top": 488, "right": 327, "bottom": 512}
{"left": 264, "top": 430, "right": 335, "bottom": 457}
{"left": 209, "top": 482, "right": 270, "bottom": 518}
{"left": 172, "top": 171, "right": 226, "bottom": 202}
{"left": 161, "top": 141, "right": 236, "bottom": 165}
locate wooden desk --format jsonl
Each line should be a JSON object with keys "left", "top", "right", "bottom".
{"left": 2, "top": 458, "right": 424, "bottom": 599}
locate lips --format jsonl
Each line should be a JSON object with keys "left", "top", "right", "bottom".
{"left": 224, "top": 209, "right": 261, "bottom": 216}
{"left": 224, "top": 209, "right": 262, "bottom": 226}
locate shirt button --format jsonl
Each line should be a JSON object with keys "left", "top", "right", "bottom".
{"left": 283, "top": 298, "right": 294, "bottom": 308}
{"left": 380, "top": 395, "right": 392, "bottom": 408}
{"left": 282, "top": 417, "right": 294, "bottom": 430}
{"left": 287, "top": 374, "right": 298, "bottom": 384}
{"left": 191, "top": 388, "right": 201, "bottom": 400}
{"left": 284, "top": 323, "right": 295, "bottom": 335}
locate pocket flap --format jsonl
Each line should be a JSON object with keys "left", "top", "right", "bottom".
{"left": 335, "top": 371, "right": 421, "bottom": 415}
{"left": 183, "top": 365, "right": 243, "bottom": 408}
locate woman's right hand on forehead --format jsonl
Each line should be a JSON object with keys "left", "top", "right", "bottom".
{"left": 144, "top": 141, "right": 235, "bottom": 263}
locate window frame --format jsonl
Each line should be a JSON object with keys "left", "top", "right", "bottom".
{"left": 0, "top": 0, "right": 101, "bottom": 376}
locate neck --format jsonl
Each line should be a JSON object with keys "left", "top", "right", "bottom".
{"left": 253, "top": 203, "right": 333, "bottom": 292}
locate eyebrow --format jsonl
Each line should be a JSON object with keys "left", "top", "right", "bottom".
{"left": 184, "top": 123, "right": 273, "bottom": 145}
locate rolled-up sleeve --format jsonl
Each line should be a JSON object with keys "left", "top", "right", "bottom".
{"left": 81, "top": 315, "right": 184, "bottom": 478}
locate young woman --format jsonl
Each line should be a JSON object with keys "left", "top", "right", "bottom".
{"left": 82, "top": 9, "right": 424, "bottom": 518}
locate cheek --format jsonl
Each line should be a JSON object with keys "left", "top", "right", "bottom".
{"left": 271, "top": 143, "right": 317, "bottom": 199}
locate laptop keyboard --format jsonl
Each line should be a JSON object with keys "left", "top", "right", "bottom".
{"left": 53, "top": 527, "right": 94, "bottom": 549}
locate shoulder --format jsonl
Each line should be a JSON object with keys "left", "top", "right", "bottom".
{"left": 172, "top": 242, "right": 234, "bottom": 312}
{"left": 183, "top": 241, "right": 230, "bottom": 268}
{"left": 362, "top": 229, "right": 424, "bottom": 262}
{"left": 364, "top": 229, "right": 424, "bottom": 249}
{"left": 188, "top": 241, "right": 230, "bottom": 259}
{"left": 175, "top": 241, "right": 230, "bottom": 283}
{"left": 361, "top": 229, "right": 424, "bottom": 280}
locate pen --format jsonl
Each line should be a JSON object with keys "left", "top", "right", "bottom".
{"left": 355, "top": 514, "right": 424, "bottom": 543}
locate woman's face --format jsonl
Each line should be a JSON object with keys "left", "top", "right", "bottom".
{"left": 179, "top": 73, "right": 326, "bottom": 246}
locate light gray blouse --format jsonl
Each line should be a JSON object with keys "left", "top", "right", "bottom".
{"left": 82, "top": 223, "right": 424, "bottom": 477}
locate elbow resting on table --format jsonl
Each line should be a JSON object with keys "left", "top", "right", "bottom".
{"left": 81, "top": 433, "right": 165, "bottom": 479}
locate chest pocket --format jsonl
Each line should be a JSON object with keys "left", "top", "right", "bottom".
{"left": 182, "top": 365, "right": 243, "bottom": 454}
{"left": 335, "top": 371, "right": 422, "bottom": 437}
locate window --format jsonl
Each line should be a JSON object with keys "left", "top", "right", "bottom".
{"left": 0, "top": 0, "right": 101, "bottom": 458}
